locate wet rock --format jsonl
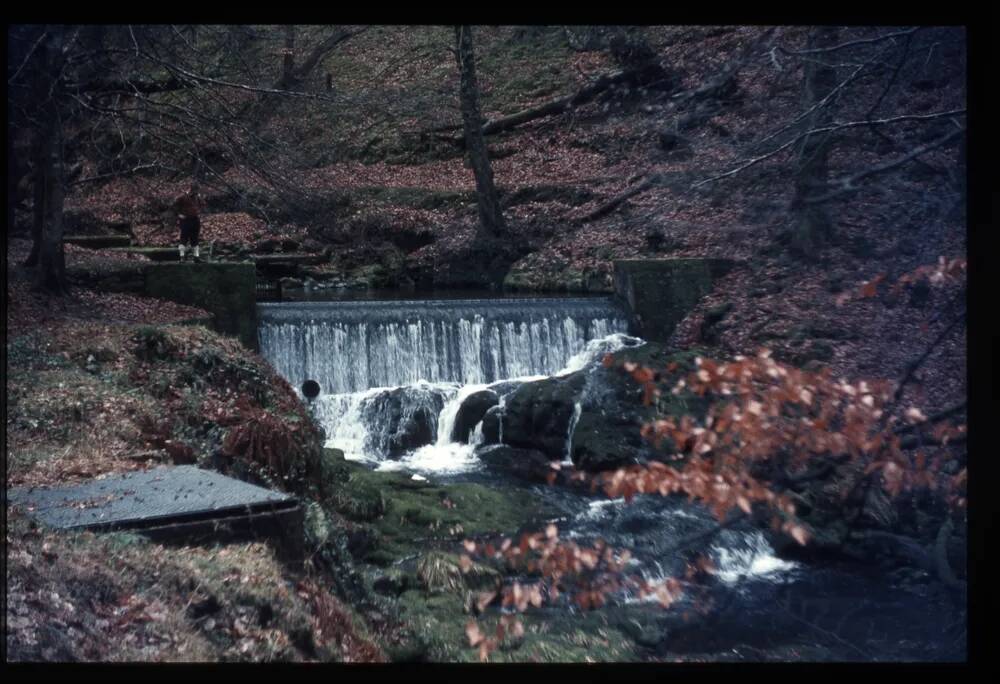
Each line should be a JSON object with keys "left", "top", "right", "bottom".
{"left": 361, "top": 386, "right": 447, "bottom": 458}
{"left": 500, "top": 373, "right": 586, "bottom": 458}
{"left": 700, "top": 302, "right": 732, "bottom": 343}
{"left": 451, "top": 390, "right": 499, "bottom": 443}
{"left": 571, "top": 410, "right": 648, "bottom": 471}
{"left": 480, "top": 405, "right": 501, "bottom": 445}
{"left": 570, "top": 343, "right": 706, "bottom": 472}
{"left": 475, "top": 444, "right": 555, "bottom": 482}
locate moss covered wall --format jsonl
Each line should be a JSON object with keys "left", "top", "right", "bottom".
{"left": 613, "top": 258, "right": 736, "bottom": 342}
{"left": 144, "top": 263, "right": 258, "bottom": 350}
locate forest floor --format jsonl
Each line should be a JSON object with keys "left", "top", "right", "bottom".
{"left": 33, "top": 27, "right": 967, "bottom": 420}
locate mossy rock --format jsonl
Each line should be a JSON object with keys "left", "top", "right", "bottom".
{"left": 394, "top": 587, "right": 641, "bottom": 663}
{"left": 322, "top": 462, "right": 555, "bottom": 564}
{"left": 571, "top": 344, "right": 711, "bottom": 471}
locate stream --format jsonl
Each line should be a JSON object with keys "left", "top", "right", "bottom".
{"left": 257, "top": 295, "right": 965, "bottom": 662}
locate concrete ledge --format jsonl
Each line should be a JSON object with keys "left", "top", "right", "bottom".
{"left": 104, "top": 246, "right": 183, "bottom": 262}
{"left": 8, "top": 465, "right": 302, "bottom": 561}
{"left": 145, "top": 262, "right": 258, "bottom": 349}
{"left": 64, "top": 234, "right": 133, "bottom": 249}
{"left": 613, "top": 258, "right": 738, "bottom": 342}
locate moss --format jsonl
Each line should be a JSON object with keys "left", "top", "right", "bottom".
{"left": 503, "top": 266, "right": 613, "bottom": 294}
{"left": 394, "top": 587, "right": 641, "bottom": 663}
{"left": 416, "top": 551, "right": 501, "bottom": 596}
{"left": 321, "top": 459, "right": 554, "bottom": 564}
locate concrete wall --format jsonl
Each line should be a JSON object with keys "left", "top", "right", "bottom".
{"left": 613, "top": 258, "right": 736, "bottom": 342}
{"left": 144, "top": 263, "right": 258, "bottom": 350}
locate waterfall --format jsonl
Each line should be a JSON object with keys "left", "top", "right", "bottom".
{"left": 564, "top": 401, "right": 582, "bottom": 464}
{"left": 258, "top": 297, "right": 629, "bottom": 395}
{"left": 258, "top": 296, "right": 630, "bottom": 468}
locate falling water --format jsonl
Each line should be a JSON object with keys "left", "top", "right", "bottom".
{"left": 258, "top": 297, "right": 630, "bottom": 466}
{"left": 258, "top": 298, "right": 628, "bottom": 394}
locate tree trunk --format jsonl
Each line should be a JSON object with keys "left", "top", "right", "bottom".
{"left": 455, "top": 26, "right": 505, "bottom": 238}
{"left": 35, "top": 109, "right": 68, "bottom": 294}
{"left": 280, "top": 25, "right": 296, "bottom": 89}
{"left": 24, "top": 136, "right": 44, "bottom": 268}
{"left": 33, "top": 28, "right": 69, "bottom": 295}
{"left": 789, "top": 27, "right": 839, "bottom": 259}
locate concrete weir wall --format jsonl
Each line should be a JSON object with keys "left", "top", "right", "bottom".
{"left": 613, "top": 258, "right": 736, "bottom": 342}
{"left": 145, "top": 263, "right": 258, "bottom": 349}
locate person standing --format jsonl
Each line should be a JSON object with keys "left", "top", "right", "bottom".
{"left": 174, "top": 182, "right": 203, "bottom": 261}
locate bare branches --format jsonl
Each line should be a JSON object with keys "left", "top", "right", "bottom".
{"left": 70, "top": 162, "right": 163, "bottom": 186}
{"left": 7, "top": 28, "right": 49, "bottom": 85}
{"left": 803, "top": 126, "right": 965, "bottom": 205}
{"left": 777, "top": 28, "right": 920, "bottom": 56}
{"left": 103, "top": 46, "right": 348, "bottom": 104}
{"left": 693, "top": 109, "right": 965, "bottom": 189}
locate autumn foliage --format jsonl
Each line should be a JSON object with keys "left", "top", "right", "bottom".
{"left": 460, "top": 339, "right": 966, "bottom": 660}
{"left": 221, "top": 398, "right": 321, "bottom": 485}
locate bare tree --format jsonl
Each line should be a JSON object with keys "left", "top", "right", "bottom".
{"left": 789, "top": 27, "right": 839, "bottom": 258}
{"left": 454, "top": 25, "right": 505, "bottom": 238}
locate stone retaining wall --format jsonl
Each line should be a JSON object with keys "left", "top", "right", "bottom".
{"left": 613, "top": 258, "right": 737, "bottom": 342}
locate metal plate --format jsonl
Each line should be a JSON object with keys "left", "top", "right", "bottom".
{"left": 7, "top": 466, "right": 297, "bottom": 531}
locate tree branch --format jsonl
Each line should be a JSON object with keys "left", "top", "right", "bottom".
{"left": 693, "top": 109, "right": 965, "bottom": 189}
{"left": 892, "top": 400, "right": 967, "bottom": 436}
{"left": 891, "top": 307, "right": 966, "bottom": 406}
{"left": 803, "top": 126, "right": 965, "bottom": 205}
{"left": 777, "top": 28, "right": 919, "bottom": 56}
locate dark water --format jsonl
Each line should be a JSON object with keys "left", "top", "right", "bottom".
{"left": 452, "top": 470, "right": 966, "bottom": 662}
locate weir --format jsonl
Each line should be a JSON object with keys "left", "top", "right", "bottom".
{"left": 257, "top": 296, "right": 630, "bottom": 464}
{"left": 258, "top": 297, "right": 628, "bottom": 395}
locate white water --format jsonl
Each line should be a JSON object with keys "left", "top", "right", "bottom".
{"left": 260, "top": 298, "right": 634, "bottom": 474}
{"left": 261, "top": 298, "right": 798, "bottom": 598}
{"left": 711, "top": 531, "right": 799, "bottom": 585}
{"left": 259, "top": 299, "right": 629, "bottom": 395}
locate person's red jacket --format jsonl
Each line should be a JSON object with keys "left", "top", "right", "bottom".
{"left": 174, "top": 192, "right": 201, "bottom": 218}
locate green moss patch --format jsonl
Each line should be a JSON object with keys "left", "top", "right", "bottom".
{"left": 321, "top": 456, "right": 555, "bottom": 564}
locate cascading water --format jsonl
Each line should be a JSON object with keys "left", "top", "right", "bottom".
{"left": 259, "top": 298, "right": 628, "bottom": 394}
{"left": 258, "top": 296, "right": 630, "bottom": 467}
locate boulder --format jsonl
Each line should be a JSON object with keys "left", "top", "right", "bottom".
{"left": 475, "top": 444, "right": 555, "bottom": 482}
{"left": 500, "top": 373, "right": 586, "bottom": 459}
{"left": 451, "top": 390, "right": 499, "bottom": 443}
{"left": 361, "top": 386, "right": 447, "bottom": 458}
{"left": 571, "top": 342, "right": 709, "bottom": 472}
{"left": 480, "top": 405, "right": 501, "bottom": 445}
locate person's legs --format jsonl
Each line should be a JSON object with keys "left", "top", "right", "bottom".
{"left": 191, "top": 217, "right": 202, "bottom": 260}
{"left": 180, "top": 217, "right": 200, "bottom": 261}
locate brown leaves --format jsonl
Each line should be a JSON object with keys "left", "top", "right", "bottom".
{"left": 860, "top": 273, "right": 886, "bottom": 299}
{"left": 600, "top": 347, "right": 963, "bottom": 549}
{"left": 838, "top": 257, "right": 966, "bottom": 307}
